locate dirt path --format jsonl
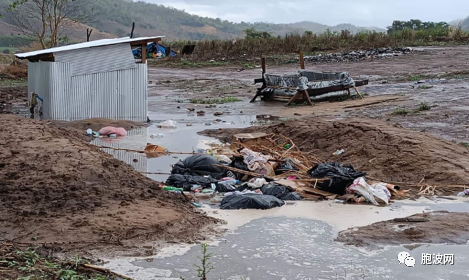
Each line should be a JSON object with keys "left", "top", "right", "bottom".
{"left": 0, "top": 115, "right": 216, "bottom": 257}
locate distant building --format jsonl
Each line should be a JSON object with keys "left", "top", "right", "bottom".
{"left": 16, "top": 36, "right": 163, "bottom": 121}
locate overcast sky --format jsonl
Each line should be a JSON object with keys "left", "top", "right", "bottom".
{"left": 147, "top": 0, "right": 468, "bottom": 28}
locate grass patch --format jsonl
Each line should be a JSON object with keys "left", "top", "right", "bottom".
{"left": 1, "top": 245, "right": 117, "bottom": 280}
{"left": 415, "top": 102, "right": 431, "bottom": 112}
{"left": 460, "top": 142, "right": 469, "bottom": 148}
{"left": 393, "top": 108, "right": 411, "bottom": 115}
{"left": 0, "top": 78, "right": 27, "bottom": 87}
{"left": 406, "top": 75, "right": 427, "bottom": 81}
{"left": 189, "top": 97, "right": 242, "bottom": 104}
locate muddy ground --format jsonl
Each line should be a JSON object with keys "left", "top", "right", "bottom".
{"left": 0, "top": 114, "right": 217, "bottom": 258}
{"left": 149, "top": 46, "right": 469, "bottom": 143}
{"left": 336, "top": 211, "right": 469, "bottom": 249}
{"left": 1, "top": 45, "right": 469, "bottom": 265}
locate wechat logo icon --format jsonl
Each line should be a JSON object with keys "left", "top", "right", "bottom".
{"left": 398, "top": 251, "right": 416, "bottom": 267}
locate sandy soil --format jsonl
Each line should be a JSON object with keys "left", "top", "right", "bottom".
{"left": 0, "top": 114, "right": 216, "bottom": 257}
{"left": 336, "top": 211, "right": 469, "bottom": 248}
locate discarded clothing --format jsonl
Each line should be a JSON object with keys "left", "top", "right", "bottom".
{"left": 165, "top": 174, "right": 218, "bottom": 192}
{"left": 347, "top": 177, "right": 391, "bottom": 205}
{"left": 220, "top": 194, "right": 285, "bottom": 210}
{"left": 239, "top": 148, "right": 272, "bottom": 175}
{"left": 308, "top": 162, "right": 366, "bottom": 195}
{"left": 171, "top": 155, "right": 225, "bottom": 179}
{"left": 98, "top": 126, "right": 127, "bottom": 136}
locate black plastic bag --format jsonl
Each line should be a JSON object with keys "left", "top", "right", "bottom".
{"left": 165, "top": 174, "right": 218, "bottom": 191}
{"left": 220, "top": 194, "right": 285, "bottom": 210}
{"left": 228, "top": 157, "right": 249, "bottom": 180}
{"left": 308, "top": 162, "right": 366, "bottom": 195}
{"left": 261, "top": 183, "right": 291, "bottom": 199}
{"left": 171, "top": 155, "right": 225, "bottom": 179}
{"left": 275, "top": 159, "right": 299, "bottom": 175}
{"left": 216, "top": 181, "right": 237, "bottom": 192}
{"left": 280, "top": 192, "right": 303, "bottom": 201}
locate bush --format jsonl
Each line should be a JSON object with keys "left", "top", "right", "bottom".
{"left": 2, "top": 49, "right": 10, "bottom": 54}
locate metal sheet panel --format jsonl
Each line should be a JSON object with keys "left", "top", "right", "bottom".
{"left": 27, "top": 61, "right": 147, "bottom": 121}
{"left": 54, "top": 44, "right": 136, "bottom": 76}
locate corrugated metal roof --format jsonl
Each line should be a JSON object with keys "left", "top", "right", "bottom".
{"left": 16, "top": 36, "right": 165, "bottom": 59}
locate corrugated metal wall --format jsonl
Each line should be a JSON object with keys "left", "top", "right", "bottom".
{"left": 28, "top": 61, "right": 148, "bottom": 122}
{"left": 54, "top": 44, "right": 136, "bottom": 76}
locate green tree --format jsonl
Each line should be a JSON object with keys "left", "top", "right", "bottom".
{"left": 243, "top": 28, "right": 272, "bottom": 39}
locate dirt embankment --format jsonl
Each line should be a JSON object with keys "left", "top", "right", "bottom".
{"left": 336, "top": 211, "right": 469, "bottom": 248}
{"left": 202, "top": 117, "right": 469, "bottom": 188}
{"left": 0, "top": 114, "right": 216, "bottom": 256}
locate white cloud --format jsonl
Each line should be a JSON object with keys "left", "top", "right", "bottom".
{"left": 146, "top": 0, "right": 469, "bottom": 27}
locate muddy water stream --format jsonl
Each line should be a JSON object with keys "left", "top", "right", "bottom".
{"left": 101, "top": 199, "right": 469, "bottom": 280}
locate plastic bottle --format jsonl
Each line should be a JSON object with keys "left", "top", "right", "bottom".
{"left": 162, "top": 186, "right": 183, "bottom": 191}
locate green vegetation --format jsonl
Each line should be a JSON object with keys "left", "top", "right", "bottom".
{"left": 460, "top": 142, "right": 469, "bottom": 148}
{"left": 393, "top": 108, "right": 411, "bottom": 115}
{"left": 162, "top": 24, "right": 469, "bottom": 61}
{"left": 1, "top": 246, "right": 116, "bottom": 280}
{"left": 416, "top": 102, "right": 431, "bottom": 111}
{"left": 393, "top": 103, "right": 432, "bottom": 115}
{"left": 189, "top": 97, "right": 242, "bottom": 104}
{"left": 0, "top": 35, "right": 34, "bottom": 48}
{"left": 387, "top": 20, "right": 449, "bottom": 33}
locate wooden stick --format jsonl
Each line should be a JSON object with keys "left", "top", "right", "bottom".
{"left": 130, "top": 22, "right": 135, "bottom": 38}
{"left": 140, "top": 172, "right": 172, "bottom": 175}
{"left": 353, "top": 86, "right": 364, "bottom": 98}
{"left": 261, "top": 56, "right": 266, "bottom": 74}
{"left": 141, "top": 43, "right": 147, "bottom": 64}
{"left": 299, "top": 51, "right": 305, "bottom": 70}
{"left": 82, "top": 264, "right": 133, "bottom": 280}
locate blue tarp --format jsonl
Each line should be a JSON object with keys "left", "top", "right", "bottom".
{"left": 132, "top": 43, "right": 177, "bottom": 58}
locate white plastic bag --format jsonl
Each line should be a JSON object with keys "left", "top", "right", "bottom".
{"left": 348, "top": 177, "right": 391, "bottom": 205}
{"left": 157, "top": 120, "right": 177, "bottom": 129}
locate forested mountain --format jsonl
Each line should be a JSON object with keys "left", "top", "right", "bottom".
{"left": 0, "top": 0, "right": 385, "bottom": 42}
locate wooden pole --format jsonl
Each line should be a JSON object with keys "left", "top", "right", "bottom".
{"left": 261, "top": 56, "right": 266, "bottom": 74}
{"left": 299, "top": 51, "right": 305, "bottom": 70}
{"left": 86, "top": 29, "right": 92, "bottom": 42}
{"left": 130, "top": 22, "right": 135, "bottom": 38}
{"left": 141, "top": 43, "right": 146, "bottom": 64}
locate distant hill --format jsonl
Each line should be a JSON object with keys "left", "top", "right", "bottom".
{"left": 0, "top": 0, "right": 385, "bottom": 43}
{"left": 461, "top": 17, "right": 469, "bottom": 30}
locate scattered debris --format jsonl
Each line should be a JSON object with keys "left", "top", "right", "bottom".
{"left": 158, "top": 120, "right": 178, "bottom": 129}
{"left": 304, "top": 47, "right": 414, "bottom": 63}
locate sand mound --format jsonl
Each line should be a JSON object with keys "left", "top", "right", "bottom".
{"left": 0, "top": 115, "right": 214, "bottom": 255}
{"left": 203, "top": 117, "right": 469, "bottom": 186}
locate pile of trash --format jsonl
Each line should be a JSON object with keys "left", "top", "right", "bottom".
{"left": 160, "top": 133, "right": 407, "bottom": 210}
{"left": 304, "top": 47, "right": 414, "bottom": 63}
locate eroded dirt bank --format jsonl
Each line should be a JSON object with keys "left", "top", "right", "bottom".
{"left": 336, "top": 211, "right": 469, "bottom": 248}
{"left": 202, "top": 116, "right": 469, "bottom": 189}
{"left": 0, "top": 114, "right": 216, "bottom": 256}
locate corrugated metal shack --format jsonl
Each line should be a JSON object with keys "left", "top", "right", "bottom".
{"left": 16, "top": 36, "right": 164, "bottom": 121}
